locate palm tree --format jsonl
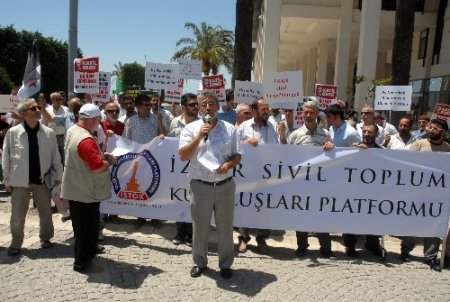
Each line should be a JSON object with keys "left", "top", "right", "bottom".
{"left": 112, "top": 61, "right": 124, "bottom": 80}
{"left": 172, "top": 22, "right": 234, "bottom": 75}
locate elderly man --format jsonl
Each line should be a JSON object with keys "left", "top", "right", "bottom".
{"left": 41, "top": 92, "right": 69, "bottom": 164}
{"left": 411, "top": 114, "right": 430, "bottom": 141}
{"left": 179, "top": 91, "right": 241, "bottom": 279}
{"left": 2, "top": 99, "right": 63, "bottom": 256}
{"left": 169, "top": 93, "right": 200, "bottom": 246}
{"left": 356, "top": 105, "right": 384, "bottom": 145}
{"left": 236, "top": 98, "right": 286, "bottom": 254}
{"left": 62, "top": 104, "right": 117, "bottom": 273}
{"left": 288, "top": 100, "right": 335, "bottom": 258}
{"left": 400, "top": 118, "right": 450, "bottom": 271}
{"left": 382, "top": 116, "right": 415, "bottom": 150}
{"left": 234, "top": 103, "right": 252, "bottom": 128}
{"left": 101, "top": 101, "right": 125, "bottom": 136}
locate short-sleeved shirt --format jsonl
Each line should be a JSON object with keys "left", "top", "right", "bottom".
{"left": 329, "top": 122, "right": 360, "bottom": 147}
{"left": 237, "top": 118, "right": 280, "bottom": 144}
{"left": 287, "top": 124, "right": 331, "bottom": 146}
{"left": 218, "top": 108, "right": 237, "bottom": 125}
{"left": 386, "top": 134, "right": 415, "bottom": 150}
{"left": 78, "top": 137, "right": 104, "bottom": 170}
{"left": 45, "top": 105, "right": 68, "bottom": 135}
{"left": 168, "top": 115, "right": 199, "bottom": 138}
{"left": 409, "top": 138, "right": 450, "bottom": 153}
{"left": 125, "top": 114, "right": 159, "bottom": 144}
{"left": 179, "top": 119, "right": 241, "bottom": 182}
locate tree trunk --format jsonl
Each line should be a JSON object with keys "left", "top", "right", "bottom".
{"left": 232, "top": 0, "right": 254, "bottom": 89}
{"left": 391, "top": 0, "right": 415, "bottom": 126}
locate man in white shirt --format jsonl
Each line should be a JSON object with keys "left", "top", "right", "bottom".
{"left": 382, "top": 116, "right": 415, "bottom": 150}
{"left": 356, "top": 105, "right": 384, "bottom": 145}
{"left": 41, "top": 91, "right": 69, "bottom": 165}
{"left": 236, "top": 99, "right": 286, "bottom": 254}
{"left": 375, "top": 112, "right": 398, "bottom": 136}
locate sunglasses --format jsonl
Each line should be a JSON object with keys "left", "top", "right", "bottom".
{"left": 186, "top": 103, "right": 198, "bottom": 108}
{"left": 242, "top": 111, "right": 252, "bottom": 115}
{"left": 23, "top": 106, "right": 42, "bottom": 112}
{"left": 106, "top": 109, "right": 120, "bottom": 114}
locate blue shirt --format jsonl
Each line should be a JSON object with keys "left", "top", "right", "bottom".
{"left": 330, "top": 122, "right": 361, "bottom": 147}
{"left": 218, "top": 108, "right": 236, "bottom": 125}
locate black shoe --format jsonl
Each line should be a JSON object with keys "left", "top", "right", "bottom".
{"left": 365, "top": 244, "right": 383, "bottom": 257}
{"left": 190, "top": 265, "right": 207, "bottom": 278}
{"left": 96, "top": 245, "right": 106, "bottom": 255}
{"left": 185, "top": 236, "right": 192, "bottom": 247}
{"left": 345, "top": 247, "right": 358, "bottom": 258}
{"left": 220, "top": 268, "right": 233, "bottom": 279}
{"left": 295, "top": 248, "right": 308, "bottom": 258}
{"left": 425, "top": 258, "right": 442, "bottom": 272}
{"left": 61, "top": 215, "right": 71, "bottom": 222}
{"left": 320, "top": 250, "right": 336, "bottom": 259}
{"left": 400, "top": 252, "right": 411, "bottom": 262}
{"left": 41, "top": 240, "right": 53, "bottom": 249}
{"left": 73, "top": 263, "right": 86, "bottom": 273}
{"left": 7, "top": 247, "right": 21, "bottom": 256}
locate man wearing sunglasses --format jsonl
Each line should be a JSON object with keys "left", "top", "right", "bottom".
{"left": 2, "top": 99, "right": 63, "bottom": 256}
{"left": 168, "top": 93, "right": 200, "bottom": 246}
{"left": 101, "top": 102, "right": 125, "bottom": 136}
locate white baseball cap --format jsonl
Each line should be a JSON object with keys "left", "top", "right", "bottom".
{"left": 79, "top": 104, "right": 101, "bottom": 118}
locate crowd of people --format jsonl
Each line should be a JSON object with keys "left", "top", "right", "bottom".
{"left": 1, "top": 87, "right": 449, "bottom": 277}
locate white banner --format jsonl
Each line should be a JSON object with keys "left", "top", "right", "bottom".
{"left": 263, "top": 71, "right": 303, "bottom": 105}
{"left": 145, "top": 62, "right": 179, "bottom": 90}
{"left": 374, "top": 85, "right": 412, "bottom": 111}
{"left": 102, "top": 137, "right": 450, "bottom": 238}
{"left": 178, "top": 59, "right": 202, "bottom": 80}
{"left": 92, "top": 71, "right": 111, "bottom": 103}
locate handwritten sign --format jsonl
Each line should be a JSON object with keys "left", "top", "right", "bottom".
{"left": 0, "top": 94, "right": 19, "bottom": 113}
{"left": 145, "top": 62, "right": 179, "bottom": 90}
{"left": 92, "top": 72, "right": 111, "bottom": 103}
{"left": 234, "top": 80, "right": 263, "bottom": 104}
{"left": 431, "top": 103, "right": 450, "bottom": 128}
{"left": 315, "top": 84, "right": 337, "bottom": 111}
{"left": 179, "top": 59, "right": 202, "bottom": 80}
{"left": 148, "top": 79, "right": 184, "bottom": 103}
{"left": 263, "top": 71, "right": 303, "bottom": 104}
{"left": 202, "top": 74, "right": 226, "bottom": 102}
{"left": 74, "top": 57, "right": 99, "bottom": 93}
{"left": 374, "top": 85, "right": 412, "bottom": 111}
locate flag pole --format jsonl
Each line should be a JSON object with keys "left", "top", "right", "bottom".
{"left": 68, "top": 0, "right": 78, "bottom": 97}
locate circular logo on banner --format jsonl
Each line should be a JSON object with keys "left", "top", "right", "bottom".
{"left": 110, "top": 150, "right": 160, "bottom": 201}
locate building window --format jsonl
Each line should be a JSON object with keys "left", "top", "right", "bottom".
{"left": 418, "top": 29, "right": 428, "bottom": 61}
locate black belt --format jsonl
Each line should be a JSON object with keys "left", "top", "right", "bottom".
{"left": 194, "top": 177, "right": 232, "bottom": 186}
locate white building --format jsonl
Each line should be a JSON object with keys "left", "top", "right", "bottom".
{"left": 252, "top": 0, "right": 450, "bottom": 116}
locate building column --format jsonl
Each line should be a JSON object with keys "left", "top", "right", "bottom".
{"left": 317, "top": 38, "right": 329, "bottom": 84}
{"left": 254, "top": 0, "right": 282, "bottom": 82}
{"left": 334, "top": 0, "right": 353, "bottom": 101}
{"left": 306, "top": 48, "right": 318, "bottom": 96}
{"left": 354, "top": 0, "right": 382, "bottom": 112}
{"left": 301, "top": 55, "right": 309, "bottom": 94}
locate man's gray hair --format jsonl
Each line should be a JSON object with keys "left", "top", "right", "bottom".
{"left": 198, "top": 91, "right": 219, "bottom": 103}
{"left": 236, "top": 103, "right": 250, "bottom": 113}
{"left": 16, "top": 99, "right": 37, "bottom": 113}
{"left": 302, "top": 100, "right": 319, "bottom": 112}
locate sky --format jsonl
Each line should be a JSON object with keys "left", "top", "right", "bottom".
{"left": 0, "top": 0, "right": 236, "bottom": 91}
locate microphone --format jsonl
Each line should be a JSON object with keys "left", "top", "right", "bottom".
{"left": 203, "top": 114, "right": 211, "bottom": 142}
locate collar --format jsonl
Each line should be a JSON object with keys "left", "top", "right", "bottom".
{"left": 24, "top": 121, "right": 40, "bottom": 133}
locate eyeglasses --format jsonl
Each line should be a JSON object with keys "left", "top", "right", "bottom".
{"left": 186, "top": 103, "right": 198, "bottom": 108}
{"left": 361, "top": 112, "right": 373, "bottom": 115}
{"left": 23, "top": 106, "right": 41, "bottom": 112}
{"left": 106, "top": 109, "right": 120, "bottom": 114}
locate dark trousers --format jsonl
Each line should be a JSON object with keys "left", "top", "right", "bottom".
{"left": 296, "top": 231, "right": 331, "bottom": 252}
{"left": 239, "top": 228, "right": 270, "bottom": 244}
{"left": 401, "top": 236, "right": 441, "bottom": 260}
{"left": 176, "top": 222, "right": 192, "bottom": 239}
{"left": 69, "top": 200, "right": 100, "bottom": 267}
{"left": 343, "top": 234, "right": 381, "bottom": 250}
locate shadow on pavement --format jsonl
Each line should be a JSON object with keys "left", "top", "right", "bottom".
{"left": 204, "top": 268, "right": 277, "bottom": 297}
{"left": 85, "top": 256, "right": 164, "bottom": 289}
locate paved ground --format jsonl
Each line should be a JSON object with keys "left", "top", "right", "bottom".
{"left": 0, "top": 192, "right": 449, "bottom": 302}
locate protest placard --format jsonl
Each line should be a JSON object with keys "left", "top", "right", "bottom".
{"left": 315, "top": 84, "right": 337, "bottom": 111}
{"left": 145, "top": 62, "right": 179, "bottom": 90}
{"left": 202, "top": 75, "right": 226, "bottom": 102}
{"left": 431, "top": 103, "right": 450, "bottom": 127}
{"left": 0, "top": 94, "right": 19, "bottom": 113}
{"left": 374, "top": 85, "right": 412, "bottom": 111}
{"left": 74, "top": 57, "right": 99, "bottom": 93}
{"left": 92, "top": 72, "right": 111, "bottom": 103}
{"left": 234, "top": 80, "right": 263, "bottom": 104}
{"left": 178, "top": 59, "right": 202, "bottom": 80}
{"left": 263, "top": 71, "right": 303, "bottom": 105}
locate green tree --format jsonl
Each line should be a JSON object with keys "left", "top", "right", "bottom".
{"left": 232, "top": 0, "right": 254, "bottom": 88}
{"left": 121, "top": 62, "right": 145, "bottom": 88}
{"left": 0, "top": 66, "right": 14, "bottom": 94}
{"left": 113, "top": 61, "right": 124, "bottom": 80}
{"left": 172, "top": 22, "right": 234, "bottom": 75}
{"left": 0, "top": 25, "right": 82, "bottom": 98}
